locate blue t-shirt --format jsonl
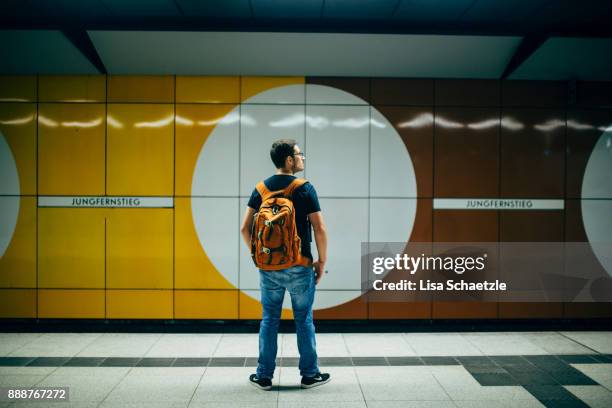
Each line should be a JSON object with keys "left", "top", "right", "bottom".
{"left": 247, "top": 175, "right": 321, "bottom": 261}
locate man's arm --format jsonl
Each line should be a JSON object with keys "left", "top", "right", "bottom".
{"left": 240, "top": 206, "right": 256, "bottom": 248}
{"left": 308, "top": 211, "right": 327, "bottom": 284}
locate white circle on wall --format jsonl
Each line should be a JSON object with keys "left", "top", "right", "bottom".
{"left": 0, "top": 131, "right": 20, "bottom": 258}
{"left": 582, "top": 125, "right": 612, "bottom": 277}
{"left": 192, "top": 84, "right": 417, "bottom": 309}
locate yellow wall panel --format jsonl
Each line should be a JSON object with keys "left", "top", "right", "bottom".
{"left": 106, "top": 209, "right": 173, "bottom": 289}
{"left": 175, "top": 104, "right": 236, "bottom": 195}
{"left": 0, "top": 103, "right": 37, "bottom": 195}
{"left": 0, "top": 289, "right": 36, "bottom": 317}
{"left": 175, "top": 198, "right": 234, "bottom": 289}
{"left": 239, "top": 292, "right": 293, "bottom": 320}
{"left": 107, "top": 104, "right": 174, "bottom": 196}
{"left": 39, "top": 75, "right": 106, "bottom": 102}
{"left": 107, "top": 75, "right": 174, "bottom": 103}
{"left": 0, "top": 76, "right": 36, "bottom": 102}
{"left": 38, "top": 289, "right": 104, "bottom": 318}
{"left": 241, "top": 76, "right": 304, "bottom": 102}
{"left": 38, "top": 208, "right": 106, "bottom": 288}
{"left": 176, "top": 76, "right": 240, "bottom": 103}
{"left": 0, "top": 197, "right": 36, "bottom": 287}
{"left": 106, "top": 290, "right": 173, "bottom": 319}
{"left": 175, "top": 290, "right": 238, "bottom": 319}
{"left": 38, "top": 104, "right": 106, "bottom": 195}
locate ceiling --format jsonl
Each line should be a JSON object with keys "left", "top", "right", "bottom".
{"left": 0, "top": 0, "right": 611, "bottom": 79}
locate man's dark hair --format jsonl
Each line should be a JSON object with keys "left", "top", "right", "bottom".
{"left": 270, "top": 139, "right": 297, "bottom": 168}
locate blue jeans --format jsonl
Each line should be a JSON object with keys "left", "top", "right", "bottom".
{"left": 257, "top": 265, "right": 319, "bottom": 379}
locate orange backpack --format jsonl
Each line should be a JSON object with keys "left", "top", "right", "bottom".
{"left": 250, "top": 178, "right": 311, "bottom": 270}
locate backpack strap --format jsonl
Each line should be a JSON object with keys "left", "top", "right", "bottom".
{"left": 283, "top": 178, "right": 308, "bottom": 198}
{"left": 255, "top": 181, "right": 272, "bottom": 201}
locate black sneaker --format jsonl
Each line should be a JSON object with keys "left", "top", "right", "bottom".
{"left": 249, "top": 374, "right": 272, "bottom": 391}
{"left": 301, "top": 372, "right": 331, "bottom": 389}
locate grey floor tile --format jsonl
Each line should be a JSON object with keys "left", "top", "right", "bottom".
{"left": 36, "top": 374, "right": 123, "bottom": 402}
{"left": 209, "top": 357, "right": 246, "bottom": 367}
{"left": 524, "top": 385, "right": 582, "bottom": 401}
{"left": 356, "top": 366, "right": 448, "bottom": 401}
{"left": 556, "top": 355, "right": 598, "bottom": 364}
{"left": 281, "top": 357, "right": 298, "bottom": 367}
{"left": 101, "top": 403, "right": 188, "bottom": 408}
{"left": 351, "top": 357, "right": 387, "bottom": 366}
{"left": 103, "top": 374, "right": 202, "bottom": 403}
{"left": 26, "top": 357, "right": 71, "bottom": 367}
{"left": 470, "top": 372, "right": 519, "bottom": 386}
{"left": 136, "top": 358, "right": 176, "bottom": 367}
{"left": 173, "top": 358, "right": 210, "bottom": 367}
{"left": 278, "top": 402, "right": 366, "bottom": 408}
{"left": 100, "top": 357, "right": 142, "bottom": 367}
{"left": 279, "top": 366, "right": 362, "bottom": 402}
{"left": 366, "top": 402, "right": 456, "bottom": 408}
{"left": 0, "top": 374, "right": 47, "bottom": 388}
{"left": 560, "top": 332, "right": 612, "bottom": 354}
{"left": 189, "top": 403, "right": 275, "bottom": 408}
{"left": 0, "top": 358, "right": 34, "bottom": 366}
{"left": 319, "top": 357, "right": 353, "bottom": 366}
{"left": 421, "top": 357, "right": 459, "bottom": 366}
{"left": 192, "top": 367, "right": 279, "bottom": 403}
{"left": 387, "top": 357, "right": 423, "bottom": 366}
{"left": 63, "top": 357, "right": 105, "bottom": 367}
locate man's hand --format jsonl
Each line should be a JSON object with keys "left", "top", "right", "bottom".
{"left": 313, "top": 260, "right": 326, "bottom": 285}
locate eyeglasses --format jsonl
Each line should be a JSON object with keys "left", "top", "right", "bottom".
{"left": 293, "top": 152, "right": 305, "bottom": 158}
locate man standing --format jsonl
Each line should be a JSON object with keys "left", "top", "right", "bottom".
{"left": 240, "top": 139, "right": 330, "bottom": 390}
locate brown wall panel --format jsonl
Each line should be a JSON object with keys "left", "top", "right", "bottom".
{"left": 500, "top": 109, "right": 565, "bottom": 198}
{"left": 502, "top": 80, "right": 566, "bottom": 108}
{"left": 435, "top": 79, "right": 500, "bottom": 107}
{"left": 435, "top": 108, "right": 500, "bottom": 197}
{"left": 371, "top": 78, "right": 434, "bottom": 105}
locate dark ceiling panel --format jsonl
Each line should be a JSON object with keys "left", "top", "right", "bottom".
{"left": 393, "top": 0, "right": 473, "bottom": 22}
{"left": 176, "top": 0, "right": 252, "bottom": 18}
{"left": 461, "top": 0, "right": 549, "bottom": 25}
{"left": 252, "top": 0, "right": 323, "bottom": 18}
{"left": 100, "top": 0, "right": 181, "bottom": 17}
{"left": 323, "top": 0, "right": 399, "bottom": 19}
{"left": 26, "top": 0, "right": 112, "bottom": 18}
{"left": 527, "top": 0, "right": 612, "bottom": 28}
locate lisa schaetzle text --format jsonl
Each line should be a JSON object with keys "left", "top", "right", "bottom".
{"left": 370, "top": 253, "right": 507, "bottom": 292}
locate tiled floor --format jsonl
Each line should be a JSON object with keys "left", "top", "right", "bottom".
{"left": 0, "top": 331, "right": 611, "bottom": 407}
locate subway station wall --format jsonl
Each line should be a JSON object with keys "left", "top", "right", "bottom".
{"left": 0, "top": 75, "right": 611, "bottom": 320}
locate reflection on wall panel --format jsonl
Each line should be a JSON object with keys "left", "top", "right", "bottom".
{"left": 106, "top": 290, "right": 173, "bottom": 319}
{"left": 39, "top": 75, "right": 106, "bottom": 102}
{"left": 0, "top": 289, "right": 36, "bottom": 318}
{"left": 0, "top": 103, "right": 37, "bottom": 195}
{"left": 0, "top": 197, "right": 36, "bottom": 288}
{"left": 38, "top": 208, "right": 105, "bottom": 289}
{"left": 0, "top": 76, "right": 36, "bottom": 102}
{"left": 107, "top": 104, "right": 174, "bottom": 196}
{"left": 175, "top": 290, "right": 238, "bottom": 319}
{"left": 107, "top": 75, "right": 174, "bottom": 103}
{"left": 38, "top": 103, "right": 106, "bottom": 195}
{"left": 106, "top": 209, "right": 173, "bottom": 289}
{"left": 176, "top": 76, "right": 240, "bottom": 103}
{"left": 39, "top": 289, "right": 104, "bottom": 318}
{"left": 176, "top": 104, "right": 238, "bottom": 196}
